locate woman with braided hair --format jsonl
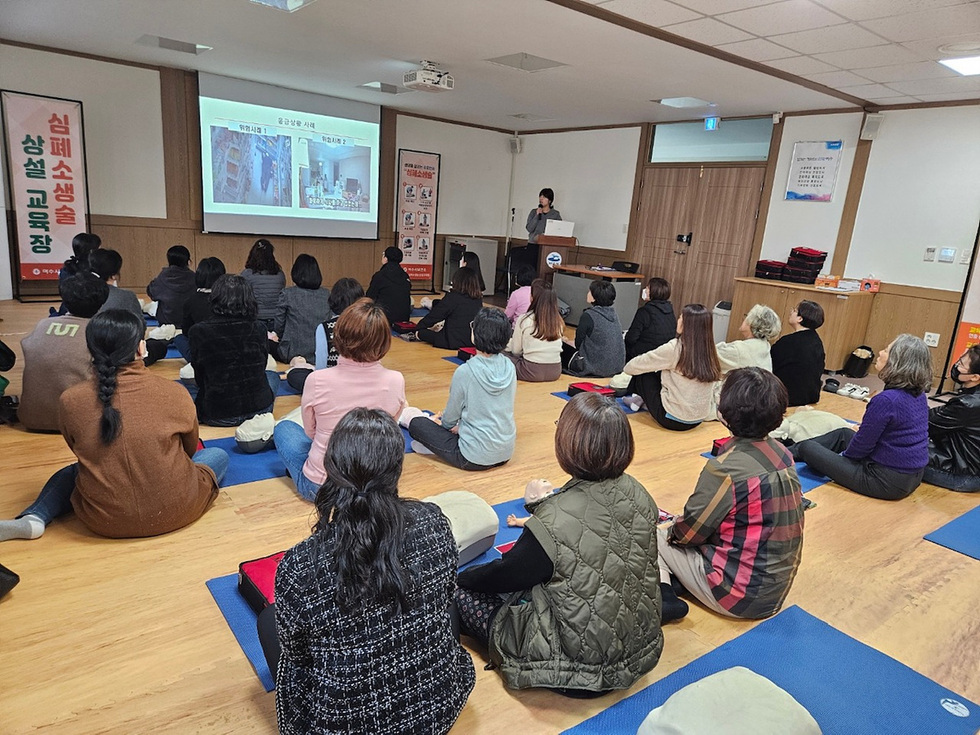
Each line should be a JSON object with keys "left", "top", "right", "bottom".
{"left": 0, "top": 310, "right": 229, "bottom": 542}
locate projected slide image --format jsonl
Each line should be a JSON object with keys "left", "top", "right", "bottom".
{"left": 210, "top": 127, "right": 292, "bottom": 207}
{"left": 301, "top": 141, "right": 371, "bottom": 212}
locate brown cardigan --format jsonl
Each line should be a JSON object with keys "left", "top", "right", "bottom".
{"left": 59, "top": 362, "right": 218, "bottom": 538}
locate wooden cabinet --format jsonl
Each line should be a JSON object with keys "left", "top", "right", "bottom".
{"left": 728, "top": 277, "right": 876, "bottom": 371}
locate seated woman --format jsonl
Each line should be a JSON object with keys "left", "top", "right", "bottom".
{"left": 188, "top": 274, "right": 279, "bottom": 427}
{"left": 274, "top": 298, "right": 407, "bottom": 500}
{"left": 408, "top": 308, "right": 515, "bottom": 471}
{"left": 408, "top": 267, "right": 483, "bottom": 350}
{"left": 455, "top": 392, "right": 663, "bottom": 695}
{"left": 0, "top": 310, "right": 228, "bottom": 543}
{"left": 271, "top": 254, "right": 330, "bottom": 364}
{"left": 460, "top": 250, "right": 486, "bottom": 294}
{"left": 259, "top": 408, "right": 475, "bottom": 733}
{"left": 175, "top": 257, "right": 226, "bottom": 362}
{"left": 505, "top": 265, "right": 536, "bottom": 324}
{"left": 365, "top": 246, "right": 411, "bottom": 324}
{"left": 283, "top": 277, "right": 364, "bottom": 393}
{"left": 716, "top": 303, "right": 781, "bottom": 372}
{"left": 621, "top": 304, "right": 721, "bottom": 431}
{"left": 925, "top": 347, "right": 980, "bottom": 492}
{"left": 625, "top": 277, "right": 676, "bottom": 362}
{"left": 793, "top": 334, "right": 931, "bottom": 500}
{"left": 658, "top": 368, "right": 803, "bottom": 622}
{"left": 240, "top": 238, "right": 286, "bottom": 332}
{"left": 503, "top": 279, "right": 563, "bottom": 382}
{"left": 561, "top": 280, "right": 626, "bottom": 378}
{"left": 771, "top": 300, "right": 826, "bottom": 407}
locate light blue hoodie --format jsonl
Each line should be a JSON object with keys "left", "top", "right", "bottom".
{"left": 442, "top": 352, "right": 517, "bottom": 466}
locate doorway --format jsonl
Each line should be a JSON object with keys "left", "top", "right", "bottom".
{"left": 631, "top": 165, "right": 765, "bottom": 312}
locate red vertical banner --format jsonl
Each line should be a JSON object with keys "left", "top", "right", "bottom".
{"left": 2, "top": 91, "right": 89, "bottom": 282}
{"left": 396, "top": 149, "right": 439, "bottom": 283}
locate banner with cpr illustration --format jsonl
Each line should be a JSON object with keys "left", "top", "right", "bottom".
{"left": 397, "top": 149, "right": 440, "bottom": 284}
{"left": 2, "top": 90, "right": 89, "bottom": 282}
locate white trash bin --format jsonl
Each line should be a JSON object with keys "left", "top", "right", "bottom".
{"left": 712, "top": 301, "right": 732, "bottom": 343}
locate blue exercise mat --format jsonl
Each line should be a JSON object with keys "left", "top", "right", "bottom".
{"left": 563, "top": 605, "right": 980, "bottom": 735}
{"left": 206, "top": 497, "right": 524, "bottom": 690}
{"left": 458, "top": 497, "right": 526, "bottom": 571}
{"left": 276, "top": 377, "right": 300, "bottom": 396}
{"left": 442, "top": 356, "right": 465, "bottom": 366}
{"left": 925, "top": 503, "right": 980, "bottom": 561}
{"left": 700, "top": 451, "right": 828, "bottom": 493}
{"left": 205, "top": 573, "right": 275, "bottom": 692}
{"left": 164, "top": 344, "right": 181, "bottom": 359}
{"left": 411, "top": 307, "right": 429, "bottom": 318}
{"left": 144, "top": 317, "right": 159, "bottom": 327}
{"left": 552, "top": 391, "right": 634, "bottom": 415}
{"left": 206, "top": 436, "right": 287, "bottom": 487}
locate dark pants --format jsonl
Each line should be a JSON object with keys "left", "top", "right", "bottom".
{"left": 923, "top": 464, "right": 980, "bottom": 492}
{"left": 257, "top": 604, "right": 279, "bottom": 684}
{"left": 143, "top": 338, "right": 171, "bottom": 366}
{"left": 454, "top": 588, "right": 503, "bottom": 646}
{"left": 560, "top": 342, "right": 586, "bottom": 375}
{"left": 796, "top": 428, "right": 923, "bottom": 500}
{"left": 173, "top": 334, "right": 191, "bottom": 362}
{"left": 408, "top": 416, "right": 502, "bottom": 471}
{"left": 417, "top": 328, "right": 452, "bottom": 350}
{"left": 628, "top": 371, "right": 700, "bottom": 432}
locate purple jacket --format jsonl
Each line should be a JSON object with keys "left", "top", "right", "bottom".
{"left": 843, "top": 388, "right": 928, "bottom": 472}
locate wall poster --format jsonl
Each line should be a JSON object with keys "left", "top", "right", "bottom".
{"left": 396, "top": 149, "right": 440, "bottom": 286}
{"left": 1, "top": 90, "right": 89, "bottom": 284}
{"left": 785, "top": 140, "right": 843, "bottom": 202}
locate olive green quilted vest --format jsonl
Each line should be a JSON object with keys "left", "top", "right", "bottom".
{"left": 489, "top": 475, "right": 664, "bottom": 691}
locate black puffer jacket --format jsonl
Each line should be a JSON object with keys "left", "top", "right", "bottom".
{"left": 366, "top": 261, "right": 412, "bottom": 323}
{"left": 928, "top": 386, "right": 980, "bottom": 476}
{"left": 625, "top": 300, "right": 676, "bottom": 361}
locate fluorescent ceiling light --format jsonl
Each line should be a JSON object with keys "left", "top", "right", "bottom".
{"left": 655, "top": 96, "right": 712, "bottom": 108}
{"left": 250, "top": 0, "right": 319, "bottom": 12}
{"left": 135, "top": 35, "right": 211, "bottom": 55}
{"left": 939, "top": 55, "right": 980, "bottom": 76}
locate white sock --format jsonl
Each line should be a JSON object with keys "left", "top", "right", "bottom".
{"left": 0, "top": 514, "right": 45, "bottom": 542}
{"left": 398, "top": 406, "right": 426, "bottom": 428}
{"left": 410, "top": 440, "right": 435, "bottom": 455}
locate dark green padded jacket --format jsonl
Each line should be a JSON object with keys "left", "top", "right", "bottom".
{"left": 489, "top": 475, "right": 664, "bottom": 691}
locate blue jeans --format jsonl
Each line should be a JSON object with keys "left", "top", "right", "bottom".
{"left": 274, "top": 419, "right": 321, "bottom": 501}
{"left": 173, "top": 333, "right": 191, "bottom": 362}
{"left": 19, "top": 448, "right": 230, "bottom": 525}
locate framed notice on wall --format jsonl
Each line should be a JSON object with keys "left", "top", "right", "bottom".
{"left": 785, "top": 140, "right": 842, "bottom": 202}
{"left": 1, "top": 90, "right": 89, "bottom": 286}
{"left": 396, "top": 149, "right": 440, "bottom": 288}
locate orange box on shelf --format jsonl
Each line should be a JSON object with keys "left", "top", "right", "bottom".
{"left": 859, "top": 278, "right": 880, "bottom": 293}
{"left": 814, "top": 274, "right": 840, "bottom": 288}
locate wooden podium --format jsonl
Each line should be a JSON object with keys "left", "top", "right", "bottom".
{"left": 536, "top": 235, "right": 577, "bottom": 279}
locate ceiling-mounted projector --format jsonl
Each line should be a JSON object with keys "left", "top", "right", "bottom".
{"left": 404, "top": 61, "right": 454, "bottom": 92}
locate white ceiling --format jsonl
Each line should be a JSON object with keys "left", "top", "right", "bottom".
{"left": 592, "top": 0, "right": 980, "bottom": 105}
{"left": 2, "top": 0, "right": 979, "bottom": 131}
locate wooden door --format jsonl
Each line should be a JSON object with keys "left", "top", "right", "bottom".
{"left": 685, "top": 167, "right": 766, "bottom": 310}
{"left": 632, "top": 167, "right": 699, "bottom": 303}
{"left": 631, "top": 165, "right": 765, "bottom": 312}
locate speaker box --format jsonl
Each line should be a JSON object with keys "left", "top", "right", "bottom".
{"left": 510, "top": 136, "right": 522, "bottom": 154}
{"left": 860, "top": 113, "right": 884, "bottom": 141}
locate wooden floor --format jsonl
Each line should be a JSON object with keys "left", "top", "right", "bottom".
{"left": 1, "top": 298, "right": 978, "bottom": 734}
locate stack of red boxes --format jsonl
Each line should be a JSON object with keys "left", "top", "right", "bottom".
{"left": 780, "top": 247, "right": 827, "bottom": 284}
{"left": 755, "top": 260, "right": 786, "bottom": 280}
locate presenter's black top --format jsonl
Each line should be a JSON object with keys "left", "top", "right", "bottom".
{"left": 525, "top": 208, "right": 562, "bottom": 244}
{"left": 366, "top": 261, "right": 412, "bottom": 323}
{"left": 771, "top": 329, "right": 825, "bottom": 407}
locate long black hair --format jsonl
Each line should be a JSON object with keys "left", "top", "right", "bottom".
{"left": 85, "top": 309, "right": 144, "bottom": 445}
{"left": 313, "top": 408, "right": 414, "bottom": 612}
{"left": 245, "top": 238, "right": 281, "bottom": 275}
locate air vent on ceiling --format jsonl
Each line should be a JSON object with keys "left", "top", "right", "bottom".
{"left": 136, "top": 35, "right": 212, "bottom": 55}
{"left": 509, "top": 113, "right": 556, "bottom": 122}
{"left": 487, "top": 53, "right": 567, "bottom": 73}
{"left": 250, "top": 0, "right": 320, "bottom": 11}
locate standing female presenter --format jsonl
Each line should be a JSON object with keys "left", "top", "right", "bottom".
{"left": 525, "top": 188, "right": 562, "bottom": 244}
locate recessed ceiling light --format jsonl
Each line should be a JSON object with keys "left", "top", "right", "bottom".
{"left": 654, "top": 97, "right": 712, "bottom": 108}
{"left": 250, "top": 0, "right": 319, "bottom": 12}
{"left": 487, "top": 53, "right": 567, "bottom": 73}
{"left": 939, "top": 55, "right": 980, "bottom": 76}
{"left": 937, "top": 42, "right": 980, "bottom": 55}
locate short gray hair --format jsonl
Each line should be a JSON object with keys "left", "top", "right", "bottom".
{"left": 746, "top": 304, "right": 782, "bottom": 342}
{"left": 879, "top": 334, "right": 932, "bottom": 395}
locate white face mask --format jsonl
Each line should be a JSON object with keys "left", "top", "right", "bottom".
{"left": 642, "top": 288, "right": 649, "bottom": 301}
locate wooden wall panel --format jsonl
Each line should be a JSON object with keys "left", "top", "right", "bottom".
{"left": 97, "top": 224, "right": 196, "bottom": 289}
{"left": 864, "top": 287, "right": 961, "bottom": 381}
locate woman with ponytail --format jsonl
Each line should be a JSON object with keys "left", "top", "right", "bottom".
{"left": 259, "top": 408, "right": 474, "bottom": 734}
{"left": 0, "top": 310, "right": 228, "bottom": 543}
